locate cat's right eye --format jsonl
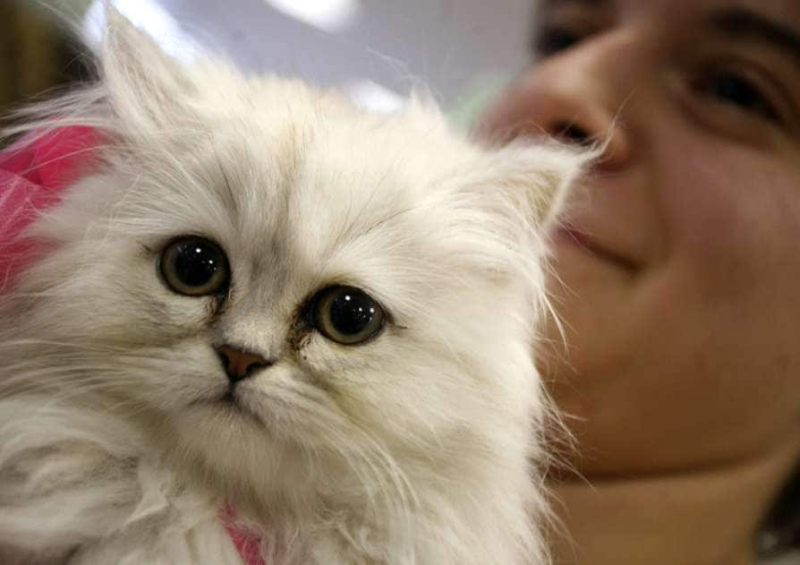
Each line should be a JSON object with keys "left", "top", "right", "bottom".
{"left": 159, "top": 237, "right": 230, "bottom": 297}
{"left": 311, "top": 286, "right": 386, "bottom": 345}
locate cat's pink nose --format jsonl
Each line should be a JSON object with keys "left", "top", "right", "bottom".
{"left": 215, "top": 344, "right": 272, "bottom": 382}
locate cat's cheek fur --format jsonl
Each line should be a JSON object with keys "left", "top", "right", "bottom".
{"left": 9, "top": 210, "right": 227, "bottom": 412}
{"left": 296, "top": 286, "right": 537, "bottom": 442}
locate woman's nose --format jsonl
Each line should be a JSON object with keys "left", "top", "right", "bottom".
{"left": 478, "top": 37, "right": 637, "bottom": 171}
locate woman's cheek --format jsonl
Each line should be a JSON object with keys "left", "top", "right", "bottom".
{"left": 652, "top": 141, "right": 778, "bottom": 302}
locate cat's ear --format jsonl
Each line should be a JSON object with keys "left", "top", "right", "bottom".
{"left": 481, "top": 141, "right": 595, "bottom": 230}
{"left": 406, "top": 89, "right": 442, "bottom": 116}
{"left": 100, "top": 8, "right": 195, "bottom": 136}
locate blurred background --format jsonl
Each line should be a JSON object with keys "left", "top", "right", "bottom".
{"left": 0, "top": 0, "right": 533, "bottom": 130}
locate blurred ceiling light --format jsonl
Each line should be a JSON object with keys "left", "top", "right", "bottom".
{"left": 263, "top": 0, "right": 362, "bottom": 33}
{"left": 84, "top": 0, "right": 200, "bottom": 62}
{"left": 346, "top": 80, "right": 406, "bottom": 114}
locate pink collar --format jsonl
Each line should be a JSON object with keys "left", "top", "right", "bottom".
{"left": 0, "top": 128, "right": 268, "bottom": 565}
{"left": 220, "top": 504, "right": 267, "bottom": 565}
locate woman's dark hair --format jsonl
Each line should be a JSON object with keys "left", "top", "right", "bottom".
{"left": 758, "top": 462, "right": 800, "bottom": 557}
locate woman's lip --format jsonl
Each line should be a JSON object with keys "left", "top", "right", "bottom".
{"left": 550, "top": 225, "right": 639, "bottom": 272}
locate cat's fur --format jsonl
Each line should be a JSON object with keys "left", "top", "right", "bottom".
{"left": 0, "top": 13, "right": 588, "bottom": 565}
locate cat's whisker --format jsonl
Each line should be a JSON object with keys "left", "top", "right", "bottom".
{"left": 0, "top": 378, "right": 140, "bottom": 406}
{"left": 0, "top": 338, "right": 147, "bottom": 356}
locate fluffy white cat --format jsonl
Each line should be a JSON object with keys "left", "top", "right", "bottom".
{"left": 0, "top": 12, "right": 588, "bottom": 565}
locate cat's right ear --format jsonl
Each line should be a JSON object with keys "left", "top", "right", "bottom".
{"left": 100, "top": 7, "right": 195, "bottom": 138}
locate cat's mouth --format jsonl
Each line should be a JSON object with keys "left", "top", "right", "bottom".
{"left": 217, "top": 390, "right": 251, "bottom": 413}
{"left": 196, "top": 389, "right": 265, "bottom": 425}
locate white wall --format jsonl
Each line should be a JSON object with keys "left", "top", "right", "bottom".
{"left": 94, "top": 0, "right": 533, "bottom": 116}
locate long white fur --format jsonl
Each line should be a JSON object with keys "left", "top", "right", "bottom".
{"left": 0, "top": 12, "right": 590, "bottom": 565}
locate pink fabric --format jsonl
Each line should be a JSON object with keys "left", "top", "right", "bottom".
{"left": 0, "top": 128, "right": 267, "bottom": 564}
{"left": 220, "top": 504, "right": 267, "bottom": 565}
{"left": 0, "top": 126, "right": 102, "bottom": 283}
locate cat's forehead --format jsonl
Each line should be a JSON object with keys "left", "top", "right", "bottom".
{"left": 202, "top": 88, "right": 476, "bottom": 253}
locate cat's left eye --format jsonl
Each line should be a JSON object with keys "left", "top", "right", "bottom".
{"left": 159, "top": 237, "right": 230, "bottom": 297}
{"left": 313, "top": 286, "right": 386, "bottom": 345}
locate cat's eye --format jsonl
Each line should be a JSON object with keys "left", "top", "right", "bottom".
{"left": 159, "top": 237, "right": 230, "bottom": 297}
{"left": 313, "top": 286, "right": 386, "bottom": 345}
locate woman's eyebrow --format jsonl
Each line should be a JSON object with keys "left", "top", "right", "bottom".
{"left": 706, "top": 7, "right": 800, "bottom": 67}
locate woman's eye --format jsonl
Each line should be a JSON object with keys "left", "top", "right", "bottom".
{"left": 312, "top": 286, "right": 386, "bottom": 345}
{"left": 532, "top": 26, "right": 584, "bottom": 57}
{"left": 159, "top": 237, "right": 230, "bottom": 297}
{"left": 695, "top": 68, "right": 780, "bottom": 122}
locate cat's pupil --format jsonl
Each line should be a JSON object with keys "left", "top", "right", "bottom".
{"left": 329, "top": 290, "right": 375, "bottom": 336}
{"left": 312, "top": 286, "right": 386, "bottom": 345}
{"left": 173, "top": 242, "right": 221, "bottom": 287}
{"left": 160, "top": 237, "right": 229, "bottom": 297}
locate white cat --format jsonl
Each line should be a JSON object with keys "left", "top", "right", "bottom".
{"left": 0, "top": 12, "right": 588, "bottom": 565}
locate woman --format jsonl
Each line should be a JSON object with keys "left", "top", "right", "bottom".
{"left": 480, "top": 0, "right": 800, "bottom": 563}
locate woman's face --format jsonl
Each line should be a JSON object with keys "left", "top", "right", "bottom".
{"left": 481, "top": 0, "right": 800, "bottom": 477}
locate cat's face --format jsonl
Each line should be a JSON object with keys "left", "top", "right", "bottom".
{"left": 8, "top": 17, "right": 587, "bottom": 494}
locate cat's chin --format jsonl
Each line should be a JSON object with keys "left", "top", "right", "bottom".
{"left": 171, "top": 404, "right": 322, "bottom": 506}
{"left": 177, "top": 397, "right": 273, "bottom": 451}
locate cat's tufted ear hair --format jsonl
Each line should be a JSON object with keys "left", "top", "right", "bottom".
{"left": 481, "top": 139, "right": 596, "bottom": 231}
{"left": 100, "top": 7, "right": 195, "bottom": 138}
{"left": 406, "top": 88, "right": 442, "bottom": 114}
{"left": 402, "top": 88, "right": 450, "bottom": 127}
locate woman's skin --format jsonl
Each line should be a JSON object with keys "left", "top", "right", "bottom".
{"left": 480, "top": 1, "right": 800, "bottom": 563}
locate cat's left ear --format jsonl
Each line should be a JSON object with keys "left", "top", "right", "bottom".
{"left": 481, "top": 140, "right": 594, "bottom": 231}
{"left": 100, "top": 8, "right": 195, "bottom": 136}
